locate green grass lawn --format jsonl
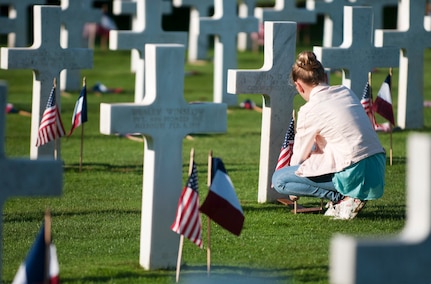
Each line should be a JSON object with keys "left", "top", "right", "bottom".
{"left": 1, "top": 45, "right": 430, "bottom": 283}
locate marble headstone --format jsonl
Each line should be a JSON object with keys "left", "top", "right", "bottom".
{"left": 193, "top": 0, "right": 258, "bottom": 106}
{"left": 375, "top": 0, "right": 431, "bottom": 129}
{"left": 1, "top": 5, "right": 93, "bottom": 159}
{"left": 100, "top": 44, "right": 227, "bottom": 269}
{"left": 0, "top": 0, "right": 45, "bottom": 47}
{"left": 173, "top": 0, "right": 214, "bottom": 62}
{"left": 330, "top": 133, "right": 431, "bottom": 284}
{"left": 109, "top": 0, "right": 187, "bottom": 103}
{"left": 228, "top": 21, "right": 297, "bottom": 203}
{"left": 60, "top": 0, "right": 101, "bottom": 91}
{"left": 313, "top": 7, "right": 399, "bottom": 100}
{"left": 0, "top": 82, "right": 63, "bottom": 281}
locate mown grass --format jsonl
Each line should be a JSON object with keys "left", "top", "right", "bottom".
{"left": 0, "top": 44, "right": 430, "bottom": 283}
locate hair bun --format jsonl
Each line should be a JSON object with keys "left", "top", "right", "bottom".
{"left": 296, "top": 51, "right": 321, "bottom": 71}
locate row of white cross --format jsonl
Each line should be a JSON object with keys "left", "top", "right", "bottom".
{"left": 0, "top": 0, "right": 431, "bottom": 279}
{"left": 0, "top": 1, "right": 429, "bottom": 159}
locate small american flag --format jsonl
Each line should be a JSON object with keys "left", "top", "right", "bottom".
{"left": 360, "top": 82, "right": 377, "bottom": 128}
{"left": 171, "top": 162, "right": 202, "bottom": 248}
{"left": 35, "top": 84, "right": 65, "bottom": 147}
{"left": 276, "top": 116, "right": 295, "bottom": 170}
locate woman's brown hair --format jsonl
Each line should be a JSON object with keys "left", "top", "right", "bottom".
{"left": 291, "top": 51, "right": 326, "bottom": 86}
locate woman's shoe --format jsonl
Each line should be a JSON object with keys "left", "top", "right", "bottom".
{"left": 289, "top": 195, "right": 300, "bottom": 202}
{"left": 334, "top": 198, "right": 367, "bottom": 220}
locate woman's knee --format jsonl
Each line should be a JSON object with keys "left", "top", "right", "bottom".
{"left": 272, "top": 168, "right": 295, "bottom": 194}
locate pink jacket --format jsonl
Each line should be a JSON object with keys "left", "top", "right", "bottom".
{"left": 291, "top": 84, "right": 385, "bottom": 177}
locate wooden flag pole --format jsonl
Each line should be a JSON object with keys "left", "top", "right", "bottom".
{"left": 291, "top": 109, "right": 298, "bottom": 214}
{"left": 79, "top": 77, "right": 86, "bottom": 172}
{"left": 206, "top": 150, "right": 213, "bottom": 277}
{"left": 53, "top": 77, "right": 59, "bottom": 161}
{"left": 44, "top": 209, "right": 52, "bottom": 284}
{"left": 175, "top": 148, "right": 195, "bottom": 283}
{"left": 389, "top": 68, "right": 393, "bottom": 166}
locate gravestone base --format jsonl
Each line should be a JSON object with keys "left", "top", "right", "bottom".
{"left": 277, "top": 198, "right": 324, "bottom": 214}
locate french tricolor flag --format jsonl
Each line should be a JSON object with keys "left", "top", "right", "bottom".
{"left": 373, "top": 74, "right": 395, "bottom": 126}
{"left": 68, "top": 84, "right": 88, "bottom": 136}
{"left": 12, "top": 224, "right": 59, "bottom": 284}
{"left": 200, "top": 158, "right": 244, "bottom": 236}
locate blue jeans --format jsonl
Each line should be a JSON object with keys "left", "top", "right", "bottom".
{"left": 272, "top": 165, "right": 344, "bottom": 202}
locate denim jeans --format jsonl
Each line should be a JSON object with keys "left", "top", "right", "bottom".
{"left": 272, "top": 165, "right": 344, "bottom": 203}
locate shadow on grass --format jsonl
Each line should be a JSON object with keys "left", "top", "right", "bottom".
{"left": 4, "top": 208, "right": 141, "bottom": 223}
{"left": 61, "top": 264, "right": 291, "bottom": 283}
{"left": 180, "top": 264, "right": 291, "bottom": 283}
{"left": 360, "top": 204, "right": 406, "bottom": 221}
{"left": 64, "top": 162, "right": 142, "bottom": 174}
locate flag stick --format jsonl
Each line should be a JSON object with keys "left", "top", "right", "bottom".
{"left": 389, "top": 130, "right": 393, "bottom": 166}
{"left": 80, "top": 122, "right": 84, "bottom": 172}
{"left": 175, "top": 236, "right": 184, "bottom": 283}
{"left": 79, "top": 77, "right": 86, "bottom": 172}
{"left": 44, "top": 209, "right": 51, "bottom": 284}
{"left": 291, "top": 109, "right": 298, "bottom": 213}
{"left": 53, "top": 77, "right": 59, "bottom": 161}
{"left": 206, "top": 150, "right": 212, "bottom": 277}
{"left": 175, "top": 148, "right": 195, "bottom": 283}
{"left": 389, "top": 68, "right": 393, "bottom": 166}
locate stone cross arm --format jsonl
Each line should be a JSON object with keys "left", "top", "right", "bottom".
{"left": 1, "top": 47, "right": 93, "bottom": 71}
{"left": 100, "top": 102, "right": 227, "bottom": 138}
{"left": 0, "top": 159, "right": 63, "bottom": 201}
{"left": 1, "top": 5, "right": 93, "bottom": 72}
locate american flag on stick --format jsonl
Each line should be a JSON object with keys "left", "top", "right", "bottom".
{"left": 35, "top": 79, "right": 65, "bottom": 147}
{"left": 275, "top": 114, "right": 295, "bottom": 170}
{"left": 360, "top": 81, "right": 378, "bottom": 129}
{"left": 171, "top": 160, "right": 202, "bottom": 248}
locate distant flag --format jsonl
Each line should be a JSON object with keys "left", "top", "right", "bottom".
{"left": 200, "top": 158, "right": 244, "bottom": 236}
{"left": 68, "top": 82, "right": 88, "bottom": 136}
{"left": 360, "top": 82, "right": 378, "bottom": 128}
{"left": 12, "top": 224, "right": 60, "bottom": 284}
{"left": 35, "top": 83, "right": 65, "bottom": 147}
{"left": 171, "top": 162, "right": 203, "bottom": 248}
{"left": 373, "top": 74, "right": 395, "bottom": 126}
{"left": 276, "top": 116, "right": 295, "bottom": 170}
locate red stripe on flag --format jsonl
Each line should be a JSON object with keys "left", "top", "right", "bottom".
{"left": 200, "top": 190, "right": 244, "bottom": 236}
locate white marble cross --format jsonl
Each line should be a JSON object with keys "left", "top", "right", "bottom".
{"left": 237, "top": 0, "right": 258, "bottom": 52}
{"left": 313, "top": 6, "right": 399, "bottom": 100}
{"left": 0, "top": 0, "right": 45, "bottom": 47}
{"left": 306, "top": 0, "right": 397, "bottom": 47}
{"left": 0, "top": 6, "right": 15, "bottom": 48}
{"left": 228, "top": 21, "right": 297, "bottom": 203}
{"left": 173, "top": 0, "right": 214, "bottom": 62}
{"left": 113, "top": 0, "right": 139, "bottom": 73}
{"left": 0, "top": 82, "right": 63, "bottom": 281}
{"left": 60, "top": 0, "right": 101, "bottom": 91}
{"left": 113, "top": 0, "right": 174, "bottom": 73}
{"left": 330, "top": 133, "right": 431, "bottom": 284}
{"left": 0, "top": 5, "right": 93, "bottom": 159}
{"left": 305, "top": 0, "right": 349, "bottom": 47}
{"left": 100, "top": 44, "right": 227, "bottom": 269}
{"left": 353, "top": 0, "right": 398, "bottom": 29}
{"left": 193, "top": 0, "right": 258, "bottom": 106}
{"left": 255, "top": 0, "right": 316, "bottom": 25}
{"left": 375, "top": 0, "right": 431, "bottom": 129}
{"left": 110, "top": 0, "right": 187, "bottom": 103}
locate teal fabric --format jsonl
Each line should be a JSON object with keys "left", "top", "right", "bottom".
{"left": 332, "top": 153, "right": 386, "bottom": 200}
